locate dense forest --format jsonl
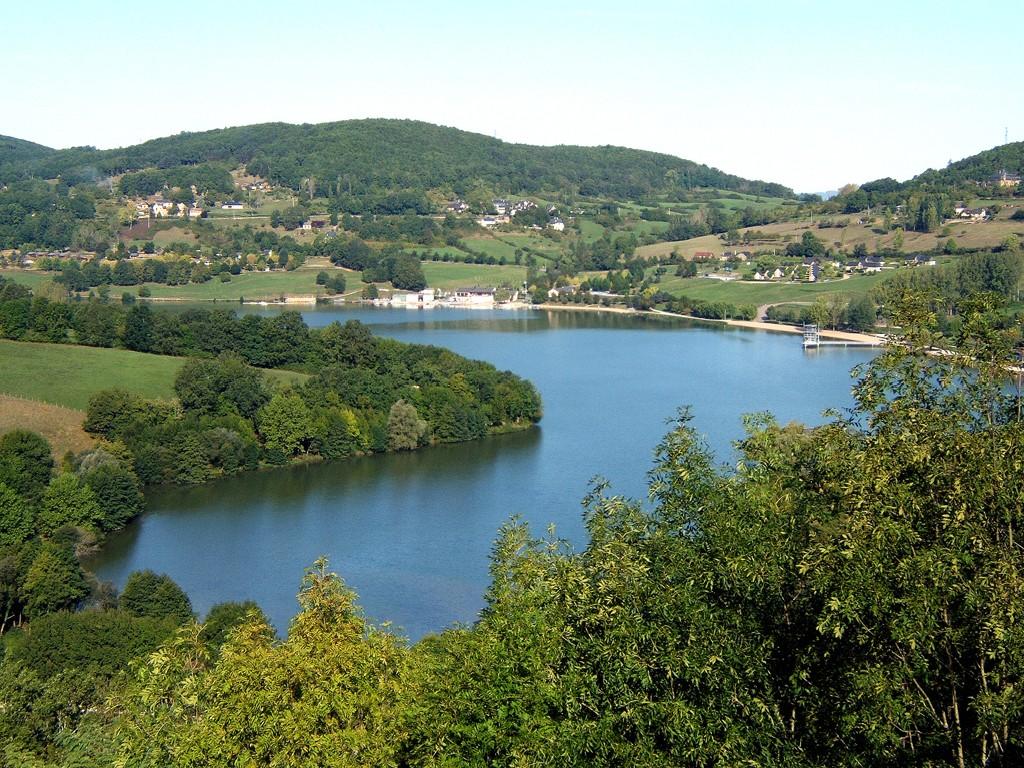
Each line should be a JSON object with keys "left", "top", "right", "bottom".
{"left": 0, "top": 119, "right": 794, "bottom": 200}
{"left": 1, "top": 290, "right": 1022, "bottom": 766}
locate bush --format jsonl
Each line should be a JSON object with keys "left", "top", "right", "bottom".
{"left": 120, "top": 570, "right": 193, "bottom": 624}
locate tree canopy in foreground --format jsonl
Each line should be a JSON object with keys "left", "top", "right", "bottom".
{"left": 2, "top": 291, "right": 1023, "bottom": 767}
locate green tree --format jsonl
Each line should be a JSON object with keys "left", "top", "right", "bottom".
{"left": 386, "top": 399, "right": 427, "bottom": 450}
{"left": 22, "top": 541, "right": 88, "bottom": 618}
{"left": 0, "top": 481, "right": 33, "bottom": 547}
{"left": 257, "top": 391, "right": 314, "bottom": 456}
{"left": 38, "top": 473, "right": 103, "bottom": 533}
{"left": 200, "top": 600, "right": 269, "bottom": 652}
{"left": 123, "top": 303, "right": 154, "bottom": 351}
{"left": 120, "top": 570, "right": 194, "bottom": 624}
{"left": 112, "top": 560, "right": 407, "bottom": 766}
{"left": 0, "top": 430, "right": 53, "bottom": 500}
{"left": 80, "top": 462, "right": 144, "bottom": 532}
{"left": 845, "top": 294, "right": 876, "bottom": 331}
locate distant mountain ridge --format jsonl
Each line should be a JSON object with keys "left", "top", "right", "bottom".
{"left": 0, "top": 119, "right": 794, "bottom": 200}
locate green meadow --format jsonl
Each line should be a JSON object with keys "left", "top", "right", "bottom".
{"left": 0, "top": 339, "right": 307, "bottom": 411}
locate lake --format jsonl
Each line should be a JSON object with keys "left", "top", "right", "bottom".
{"left": 87, "top": 306, "right": 875, "bottom": 640}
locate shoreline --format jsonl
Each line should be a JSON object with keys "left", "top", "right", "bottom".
{"left": 135, "top": 295, "right": 886, "bottom": 345}
{"left": 538, "top": 303, "right": 886, "bottom": 345}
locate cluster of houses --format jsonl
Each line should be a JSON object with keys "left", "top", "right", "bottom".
{"left": 953, "top": 203, "right": 989, "bottom": 221}
{"left": 15, "top": 249, "right": 93, "bottom": 266}
{"left": 443, "top": 197, "right": 566, "bottom": 231}
{"left": 242, "top": 180, "right": 272, "bottom": 193}
{"left": 388, "top": 286, "right": 503, "bottom": 309}
{"left": 492, "top": 198, "right": 537, "bottom": 217}
{"left": 144, "top": 199, "right": 204, "bottom": 219}
{"left": 750, "top": 252, "right": 935, "bottom": 283}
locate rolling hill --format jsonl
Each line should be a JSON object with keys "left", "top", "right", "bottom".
{"left": 908, "top": 141, "right": 1024, "bottom": 188}
{"left": 0, "top": 119, "right": 794, "bottom": 200}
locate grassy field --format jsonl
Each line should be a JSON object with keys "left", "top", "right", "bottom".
{"left": 140, "top": 263, "right": 347, "bottom": 301}
{"left": 461, "top": 236, "right": 521, "bottom": 262}
{"left": 498, "top": 233, "right": 562, "bottom": 259}
{"left": 0, "top": 269, "right": 52, "bottom": 290}
{"left": 637, "top": 215, "right": 1024, "bottom": 261}
{"left": 0, "top": 340, "right": 307, "bottom": 411}
{"left": 0, "top": 394, "right": 96, "bottom": 457}
{"left": 407, "top": 246, "right": 472, "bottom": 260}
{"left": 420, "top": 262, "right": 526, "bottom": 289}
{"left": 577, "top": 219, "right": 606, "bottom": 241}
{"left": 651, "top": 272, "right": 886, "bottom": 304}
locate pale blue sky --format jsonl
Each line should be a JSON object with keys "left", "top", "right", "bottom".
{"left": 4, "top": 0, "right": 1021, "bottom": 191}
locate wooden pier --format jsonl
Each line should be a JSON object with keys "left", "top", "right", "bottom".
{"left": 802, "top": 324, "right": 878, "bottom": 349}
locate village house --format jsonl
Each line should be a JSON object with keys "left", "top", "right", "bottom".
{"left": 959, "top": 207, "right": 989, "bottom": 221}
{"left": 693, "top": 251, "right": 715, "bottom": 261}
{"left": 492, "top": 199, "right": 510, "bottom": 215}
{"left": 547, "top": 217, "right": 565, "bottom": 232}
{"left": 188, "top": 206, "right": 204, "bottom": 218}
{"left": 802, "top": 257, "right": 821, "bottom": 282}
{"left": 221, "top": 201, "right": 244, "bottom": 210}
{"left": 446, "top": 199, "right": 470, "bottom": 213}
{"left": 476, "top": 215, "right": 510, "bottom": 228}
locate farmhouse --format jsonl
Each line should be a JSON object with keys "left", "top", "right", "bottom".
{"left": 547, "top": 217, "right": 565, "bottom": 231}
{"left": 446, "top": 199, "right": 470, "bottom": 213}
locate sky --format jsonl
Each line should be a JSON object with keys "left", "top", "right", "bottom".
{"left": 4, "top": 0, "right": 1022, "bottom": 193}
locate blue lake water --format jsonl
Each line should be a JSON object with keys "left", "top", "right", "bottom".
{"left": 87, "top": 307, "right": 875, "bottom": 640}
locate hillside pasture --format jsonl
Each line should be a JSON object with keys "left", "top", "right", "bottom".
{"left": 138, "top": 264, "right": 343, "bottom": 301}
{"left": 420, "top": 261, "right": 526, "bottom": 290}
{"left": 0, "top": 268, "right": 51, "bottom": 291}
{"left": 0, "top": 394, "right": 95, "bottom": 457}
{"left": 0, "top": 339, "right": 307, "bottom": 411}
{"left": 636, "top": 216, "right": 1024, "bottom": 260}
{"left": 651, "top": 271, "right": 886, "bottom": 304}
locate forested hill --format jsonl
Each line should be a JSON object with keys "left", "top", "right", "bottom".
{"left": 0, "top": 135, "right": 55, "bottom": 168}
{"left": 911, "top": 140, "right": 1024, "bottom": 187}
{"left": 0, "top": 119, "right": 794, "bottom": 200}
